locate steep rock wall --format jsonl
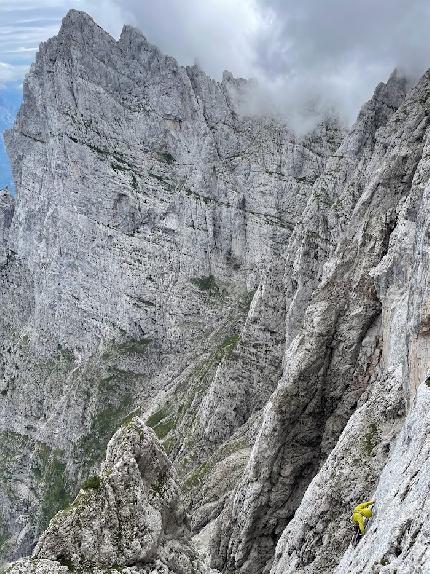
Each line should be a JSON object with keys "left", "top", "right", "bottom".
{"left": 211, "top": 68, "right": 419, "bottom": 574}
{"left": 0, "top": 10, "right": 342, "bottom": 562}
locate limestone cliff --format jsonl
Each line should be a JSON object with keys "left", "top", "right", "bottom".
{"left": 0, "top": 9, "right": 341, "bottom": 564}
{"left": 212, "top": 70, "right": 430, "bottom": 574}
{"left": 2, "top": 9, "right": 430, "bottom": 574}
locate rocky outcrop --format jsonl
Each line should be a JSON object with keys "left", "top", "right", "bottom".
{"left": 8, "top": 418, "right": 203, "bottom": 574}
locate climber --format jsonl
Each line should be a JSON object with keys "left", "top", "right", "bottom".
{"left": 351, "top": 500, "right": 375, "bottom": 543}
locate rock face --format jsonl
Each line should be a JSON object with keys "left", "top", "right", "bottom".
{"left": 210, "top": 68, "right": 416, "bottom": 574}
{"left": 8, "top": 418, "right": 203, "bottom": 573}
{"left": 335, "top": 383, "right": 430, "bottom": 574}
{"left": 5, "top": 9, "right": 338, "bottom": 356}
{"left": 0, "top": 189, "right": 14, "bottom": 264}
{"left": 0, "top": 8, "right": 342, "bottom": 564}
{"left": 212, "top": 70, "right": 430, "bottom": 574}
{"left": 3, "top": 9, "right": 430, "bottom": 574}
{"left": 269, "top": 370, "right": 406, "bottom": 574}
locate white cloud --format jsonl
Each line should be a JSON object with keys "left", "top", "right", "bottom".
{"left": 0, "top": 62, "right": 29, "bottom": 85}
{"left": 246, "top": 0, "right": 430, "bottom": 125}
{"left": 5, "top": 47, "right": 38, "bottom": 54}
{"left": 82, "top": 0, "right": 430, "bottom": 127}
{"left": 83, "top": 0, "right": 261, "bottom": 79}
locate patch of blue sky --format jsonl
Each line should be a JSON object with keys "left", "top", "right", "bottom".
{"left": 0, "top": 86, "right": 23, "bottom": 192}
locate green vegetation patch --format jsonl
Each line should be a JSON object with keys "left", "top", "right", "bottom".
{"left": 121, "top": 408, "right": 142, "bottom": 427}
{"left": 147, "top": 407, "right": 177, "bottom": 440}
{"left": 152, "top": 418, "right": 176, "bottom": 440}
{"left": 218, "top": 334, "right": 240, "bottom": 359}
{"left": 363, "top": 422, "right": 379, "bottom": 457}
{"left": 160, "top": 151, "right": 176, "bottom": 164}
{"left": 101, "top": 338, "right": 152, "bottom": 361}
{"left": 116, "top": 338, "right": 152, "bottom": 355}
{"left": 82, "top": 474, "right": 102, "bottom": 491}
{"left": 190, "top": 274, "right": 219, "bottom": 294}
{"left": 37, "top": 450, "right": 73, "bottom": 532}
{"left": 183, "top": 461, "right": 212, "bottom": 491}
{"left": 147, "top": 407, "right": 170, "bottom": 428}
{"left": 162, "top": 436, "right": 176, "bottom": 455}
{"left": 75, "top": 391, "right": 133, "bottom": 470}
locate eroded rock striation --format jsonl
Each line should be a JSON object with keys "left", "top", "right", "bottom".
{"left": 2, "top": 9, "right": 430, "bottom": 574}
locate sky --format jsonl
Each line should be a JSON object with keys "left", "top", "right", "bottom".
{"left": 1, "top": 0, "right": 430, "bottom": 128}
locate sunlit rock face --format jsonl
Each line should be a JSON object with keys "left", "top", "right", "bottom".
{"left": 3, "top": 9, "right": 430, "bottom": 574}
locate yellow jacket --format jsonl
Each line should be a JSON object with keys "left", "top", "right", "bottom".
{"left": 351, "top": 500, "right": 374, "bottom": 535}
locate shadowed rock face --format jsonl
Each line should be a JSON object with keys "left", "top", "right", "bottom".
{"left": 3, "top": 9, "right": 430, "bottom": 574}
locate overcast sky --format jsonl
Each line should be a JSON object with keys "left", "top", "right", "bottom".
{"left": 1, "top": 0, "right": 430, "bottom": 126}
